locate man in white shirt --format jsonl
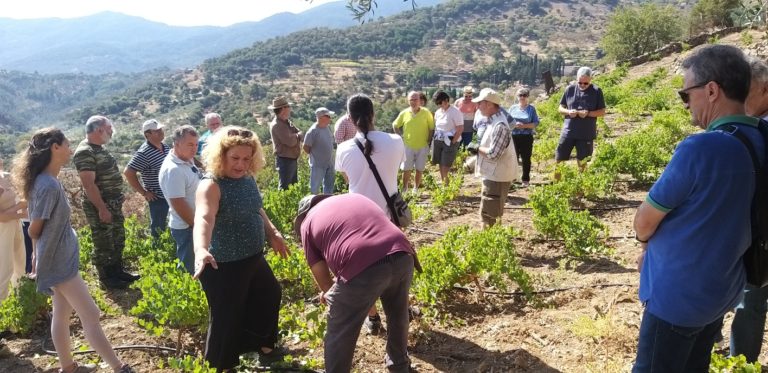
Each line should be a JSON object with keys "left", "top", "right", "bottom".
{"left": 159, "top": 125, "right": 201, "bottom": 274}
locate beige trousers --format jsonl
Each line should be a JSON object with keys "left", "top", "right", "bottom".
{"left": 0, "top": 219, "right": 25, "bottom": 301}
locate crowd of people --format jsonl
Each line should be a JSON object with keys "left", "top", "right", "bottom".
{"left": 3, "top": 45, "right": 768, "bottom": 372}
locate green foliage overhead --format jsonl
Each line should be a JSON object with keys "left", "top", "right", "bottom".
{"left": 600, "top": 4, "right": 683, "bottom": 61}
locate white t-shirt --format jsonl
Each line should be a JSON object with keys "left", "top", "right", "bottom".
{"left": 434, "top": 105, "right": 464, "bottom": 136}
{"left": 335, "top": 131, "right": 405, "bottom": 215}
{"left": 159, "top": 151, "right": 201, "bottom": 229}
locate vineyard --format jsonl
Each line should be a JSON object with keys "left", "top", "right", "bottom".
{"left": 1, "top": 48, "right": 765, "bottom": 372}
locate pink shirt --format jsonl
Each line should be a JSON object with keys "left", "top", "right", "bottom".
{"left": 300, "top": 194, "right": 413, "bottom": 282}
{"left": 334, "top": 114, "right": 357, "bottom": 144}
{"left": 454, "top": 97, "right": 479, "bottom": 120}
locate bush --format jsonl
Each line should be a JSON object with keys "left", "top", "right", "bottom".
{"left": 601, "top": 4, "right": 683, "bottom": 61}
{"left": 0, "top": 277, "right": 50, "bottom": 336}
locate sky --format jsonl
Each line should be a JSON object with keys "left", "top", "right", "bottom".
{"left": 2, "top": 0, "right": 339, "bottom": 27}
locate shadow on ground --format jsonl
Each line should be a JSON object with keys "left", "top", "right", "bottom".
{"left": 412, "top": 330, "right": 562, "bottom": 372}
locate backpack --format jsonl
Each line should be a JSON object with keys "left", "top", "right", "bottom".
{"left": 722, "top": 120, "right": 768, "bottom": 287}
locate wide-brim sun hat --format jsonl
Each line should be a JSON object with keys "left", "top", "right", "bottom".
{"left": 268, "top": 96, "right": 294, "bottom": 110}
{"left": 471, "top": 88, "right": 501, "bottom": 106}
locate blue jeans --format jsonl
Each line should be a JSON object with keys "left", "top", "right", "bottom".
{"left": 22, "top": 221, "right": 33, "bottom": 273}
{"left": 276, "top": 156, "right": 298, "bottom": 190}
{"left": 309, "top": 165, "right": 335, "bottom": 194}
{"left": 148, "top": 198, "right": 169, "bottom": 238}
{"left": 633, "top": 309, "right": 723, "bottom": 372}
{"left": 170, "top": 227, "right": 194, "bottom": 274}
{"left": 731, "top": 284, "right": 768, "bottom": 362}
{"left": 460, "top": 132, "right": 474, "bottom": 148}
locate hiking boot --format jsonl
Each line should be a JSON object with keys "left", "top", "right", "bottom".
{"left": 97, "top": 267, "right": 129, "bottom": 290}
{"left": 113, "top": 267, "right": 140, "bottom": 283}
{"left": 364, "top": 314, "right": 383, "bottom": 335}
{"left": 258, "top": 346, "right": 288, "bottom": 366}
{"left": 59, "top": 362, "right": 97, "bottom": 373}
{"left": 113, "top": 263, "right": 140, "bottom": 282}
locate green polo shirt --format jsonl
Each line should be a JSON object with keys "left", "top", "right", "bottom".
{"left": 393, "top": 108, "right": 435, "bottom": 149}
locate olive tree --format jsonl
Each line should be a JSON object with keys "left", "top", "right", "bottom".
{"left": 600, "top": 4, "right": 684, "bottom": 61}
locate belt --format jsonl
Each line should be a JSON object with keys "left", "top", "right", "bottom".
{"left": 373, "top": 251, "right": 409, "bottom": 266}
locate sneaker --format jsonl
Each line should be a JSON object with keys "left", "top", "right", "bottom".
{"left": 258, "top": 346, "right": 288, "bottom": 366}
{"left": 521, "top": 181, "right": 530, "bottom": 187}
{"left": 364, "top": 314, "right": 383, "bottom": 335}
{"left": 59, "top": 362, "right": 97, "bottom": 373}
{"left": 411, "top": 188, "right": 419, "bottom": 197}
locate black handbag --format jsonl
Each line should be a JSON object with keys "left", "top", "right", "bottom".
{"left": 722, "top": 122, "right": 768, "bottom": 287}
{"left": 354, "top": 139, "right": 412, "bottom": 227}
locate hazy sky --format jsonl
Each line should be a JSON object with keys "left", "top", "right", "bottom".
{"left": 2, "top": 0, "right": 339, "bottom": 27}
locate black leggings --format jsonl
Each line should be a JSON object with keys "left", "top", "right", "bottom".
{"left": 199, "top": 254, "right": 281, "bottom": 370}
{"left": 512, "top": 134, "right": 534, "bottom": 182}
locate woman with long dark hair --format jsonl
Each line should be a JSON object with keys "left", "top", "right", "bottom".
{"left": 334, "top": 93, "right": 406, "bottom": 334}
{"left": 11, "top": 128, "right": 134, "bottom": 373}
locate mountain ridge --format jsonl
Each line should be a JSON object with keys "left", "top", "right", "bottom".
{"left": 0, "top": 1, "right": 443, "bottom": 74}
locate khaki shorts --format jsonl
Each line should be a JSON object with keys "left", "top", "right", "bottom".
{"left": 402, "top": 146, "right": 428, "bottom": 171}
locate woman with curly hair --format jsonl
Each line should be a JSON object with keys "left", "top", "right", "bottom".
{"left": 193, "top": 126, "right": 290, "bottom": 371}
{"left": 11, "top": 127, "right": 134, "bottom": 373}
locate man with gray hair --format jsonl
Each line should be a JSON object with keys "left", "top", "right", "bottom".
{"left": 556, "top": 66, "right": 605, "bottom": 171}
{"left": 303, "top": 107, "right": 336, "bottom": 194}
{"left": 197, "top": 112, "right": 223, "bottom": 155}
{"left": 633, "top": 45, "right": 762, "bottom": 371}
{"left": 159, "top": 125, "right": 201, "bottom": 274}
{"left": 74, "top": 115, "right": 136, "bottom": 289}
{"left": 729, "top": 56, "right": 768, "bottom": 363}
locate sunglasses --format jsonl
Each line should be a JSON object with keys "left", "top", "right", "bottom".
{"left": 677, "top": 82, "right": 709, "bottom": 104}
{"left": 518, "top": 94, "right": 529, "bottom": 98}
{"left": 227, "top": 128, "right": 253, "bottom": 138}
{"left": 577, "top": 82, "right": 590, "bottom": 87}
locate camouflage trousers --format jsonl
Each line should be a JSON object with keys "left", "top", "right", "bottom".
{"left": 82, "top": 197, "right": 125, "bottom": 268}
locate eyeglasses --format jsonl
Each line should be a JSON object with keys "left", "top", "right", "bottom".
{"left": 227, "top": 128, "right": 253, "bottom": 138}
{"left": 677, "top": 82, "right": 709, "bottom": 104}
{"left": 191, "top": 166, "right": 199, "bottom": 174}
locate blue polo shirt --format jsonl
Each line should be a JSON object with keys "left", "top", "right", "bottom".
{"left": 640, "top": 115, "right": 763, "bottom": 327}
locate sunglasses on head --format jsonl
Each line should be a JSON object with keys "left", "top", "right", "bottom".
{"left": 677, "top": 82, "right": 710, "bottom": 104}
{"left": 227, "top": 128, "right": 253, "bottom": 138}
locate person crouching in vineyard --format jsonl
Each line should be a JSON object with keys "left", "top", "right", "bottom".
{"left": 294, "top": 193, "right": 418, "bottom": 373}
{"left": 11, "top": 128, "right": 135, "bottom": 373}
{"left": 192, "top": 126, "right": 290, "bottom": 371}
{"left": 467, "top": 88, "right": 518, "bottom": 228}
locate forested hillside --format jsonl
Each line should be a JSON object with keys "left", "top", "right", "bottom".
{"left": 2, "top": 0, "right": 678, "bottom": 157}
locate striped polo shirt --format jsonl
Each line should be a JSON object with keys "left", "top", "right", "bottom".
{"left": 126, "top": 141, "right": 170, "bottom": 198}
